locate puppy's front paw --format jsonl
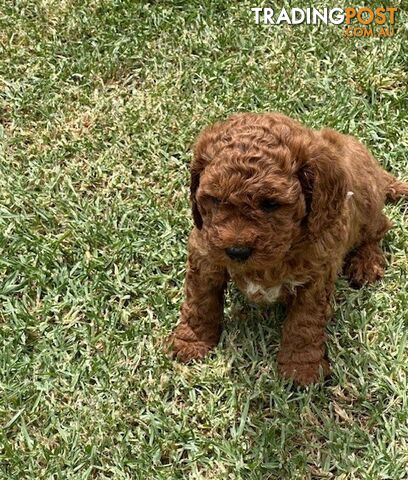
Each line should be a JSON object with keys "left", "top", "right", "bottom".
{"left": 167, "top": 335, "right": 214, "bottom": 362}
{"left": 278, "top": 358, "right": 330, "bottom": 386}
{"left": 166, "top": 323, "right": 217, "bottom": 362}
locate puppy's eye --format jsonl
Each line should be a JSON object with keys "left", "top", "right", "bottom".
{"left": 208, "top": 196, "right": 221, "bottom": 205}
{"left": 260, "top": 198, "right": 280, "bottom": 212}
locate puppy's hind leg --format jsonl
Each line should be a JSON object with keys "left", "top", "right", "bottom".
{"left": 344, "top": 214, "right": 392, "bottom": 288}
{"left": 345, "top": 242, "right": 386, "bottom": 288}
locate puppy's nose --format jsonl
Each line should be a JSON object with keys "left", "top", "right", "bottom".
{"left": 225, "top": 246, "right": 253, "bottom": 262}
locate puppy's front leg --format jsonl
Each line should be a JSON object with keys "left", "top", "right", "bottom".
{"left": 277, "top": 277, "right": 334, "bottom": 385}
{"left": 169, "top": 237, "right": 228, "bottom": 362}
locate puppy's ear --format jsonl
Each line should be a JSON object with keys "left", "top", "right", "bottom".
{"left": 190, "top": 163, "right": 203, "bottom": 229}
{"left": 297, "top": 139, "right": 349, "bottom": 235}
{"left": 190, "top": 126, "right": 218, "bottom": 229}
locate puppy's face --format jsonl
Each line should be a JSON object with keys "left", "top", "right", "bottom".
{"left": 191, "top": 114, "right": 349, "bottom": 272}
{"left": 195, "top": 155, "right": 306, "bottom": 270}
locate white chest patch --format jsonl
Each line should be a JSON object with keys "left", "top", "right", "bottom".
{"left": 244, "top": 281, "right": 282, "bottom": 303}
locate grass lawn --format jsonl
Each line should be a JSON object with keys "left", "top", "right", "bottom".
{"left": 1, "top": 1, "right": 407, "bottom": 478}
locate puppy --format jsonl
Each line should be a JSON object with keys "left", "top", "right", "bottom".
{"left": 168, "top": 112, "right": 407, "bottom": 385}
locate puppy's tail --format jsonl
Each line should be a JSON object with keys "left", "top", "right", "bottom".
{"left": 384, "top": 172, "right": 408, "bottom": 203}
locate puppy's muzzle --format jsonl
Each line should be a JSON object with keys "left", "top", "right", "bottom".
{"left": 225, "top": 246, "right": 253, "bottom": 262}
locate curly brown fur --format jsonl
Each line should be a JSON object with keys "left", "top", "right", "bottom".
{"left": 168, "top": 112, "right": 407, "bottom": 385}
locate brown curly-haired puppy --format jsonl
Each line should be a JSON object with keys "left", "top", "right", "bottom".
{"left": 168, "top": 112, "right": 407, "bottom": 385}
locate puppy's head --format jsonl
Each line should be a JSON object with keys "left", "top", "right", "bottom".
{"left": 191, "top": 113, "right": 349, "bottom": 270}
